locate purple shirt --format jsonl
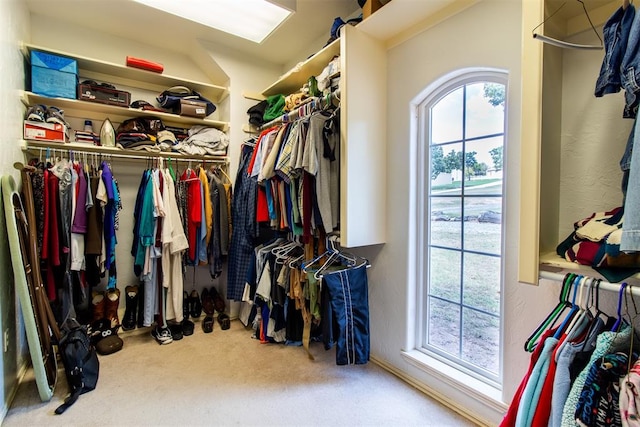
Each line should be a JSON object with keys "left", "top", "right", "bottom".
{"left": 71, "top": 166, "right": 88, "bottom": 233}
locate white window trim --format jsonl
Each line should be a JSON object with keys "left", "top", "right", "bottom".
{"left": 405, "top": 67, "right": 509, "bottom": 397}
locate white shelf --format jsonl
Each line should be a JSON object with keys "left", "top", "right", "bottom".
{"left": 262, "top": 39, "right": 340, "bottom": 97}
{"left": 23, "top": 43, "right": 229, "bottom": 103}
{"left": 22, "top": 91, "right": 229, "bottom": 131}
{"left": 22, "top": 140, "right": 229, "bottom": 163}
{"left": 539, "top": 252, "right": 640, "bottom": 281}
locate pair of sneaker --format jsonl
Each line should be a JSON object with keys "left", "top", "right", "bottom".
{"left": 25, "top": 104, "right": 69, "bottom": 127}
{"left": 151, "top": 325, "right": 173, "bottom": 345}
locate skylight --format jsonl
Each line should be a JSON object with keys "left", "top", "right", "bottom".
{"left": 132, "top": 0, "right": 294, "bottom": 43}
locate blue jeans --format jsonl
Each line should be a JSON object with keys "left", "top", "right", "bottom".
{"left": 595, "top": 5, "right": 636, "bottom": 98}
{"left": 622, "top": 116, "right": 640, "bottom": 251}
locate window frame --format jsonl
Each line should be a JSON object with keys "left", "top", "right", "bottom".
{"left": 414, "top": 69, "right": 508, "bottom": 388}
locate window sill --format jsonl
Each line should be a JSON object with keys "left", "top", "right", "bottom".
{"left": 400, "top": 349, "right": 507, "bottom": 414}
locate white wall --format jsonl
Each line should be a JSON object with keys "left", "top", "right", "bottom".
{"left": 0, "top": 0, "right": 31, "bottom": 419}
{"left": 365, "top": 1, "right": 560, "bottom": 424}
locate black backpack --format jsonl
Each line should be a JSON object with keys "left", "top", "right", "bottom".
{"left": 55, "top": 319, "right": 100, "bottom": 414}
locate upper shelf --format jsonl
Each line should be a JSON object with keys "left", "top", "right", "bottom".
{"left": 22, "top": 91, "right": 229, "bottom": 132}
{"left": 21, "top": 140, "right": 229, "bottom": 163}
{"left": 22, "top": 43, "right": 229, "bottom": 103}
{"left": 262, "top": 39, "right": 340, "bottom": 97}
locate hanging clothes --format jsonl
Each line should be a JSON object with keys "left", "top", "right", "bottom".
{"left": 227, "top": 143, "right": 259, "bottom": 301}
{"left": 161, "top": 168, "right": 188, "bottom": 323}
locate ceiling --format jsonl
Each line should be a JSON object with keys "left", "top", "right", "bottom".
{"left": 24, "top": 0, "right": 361, "bottom": 66}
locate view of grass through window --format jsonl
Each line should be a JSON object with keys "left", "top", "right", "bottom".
{"left": 425, "top": 80, "right": 504, "bottom": 381}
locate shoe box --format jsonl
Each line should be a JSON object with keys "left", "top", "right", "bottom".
{"left": 78, "top": 83, "right": 131, "bottom": 107}
{"left": 24, "top": 120, "right": 68, "bottom": 143}
{"left": 29, "top": 50, "right": 78, "bottom": 99}
{"left": 178, "top": 99, "right": 207, "bottom": 118}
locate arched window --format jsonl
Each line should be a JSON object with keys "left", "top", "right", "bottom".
{"left": 415, "top": 69, "right": 507, "bottom": 385}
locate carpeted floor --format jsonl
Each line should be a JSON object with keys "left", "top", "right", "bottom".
{"left": 3, "top": 319, "right": 477, "bottom": 426}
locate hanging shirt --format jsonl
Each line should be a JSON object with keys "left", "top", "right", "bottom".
{"left": 180, "top": 168, "right": 202, "bottom": 264}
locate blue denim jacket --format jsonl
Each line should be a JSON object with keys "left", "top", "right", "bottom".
{"left": 621, "top": 5, "right": 640, "bottom": 119}
{"left": 595, "top": 5, "right": 636, "bottom": 98}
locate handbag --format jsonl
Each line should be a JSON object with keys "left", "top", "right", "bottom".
{"left": 157, "top": 86, "right": 216, "bottom": 116}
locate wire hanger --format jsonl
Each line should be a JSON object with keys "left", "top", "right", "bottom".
{"left": 532, "top": 0, "right": 603, "bottom": 50}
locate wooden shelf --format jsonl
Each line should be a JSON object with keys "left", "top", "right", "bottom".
{"left": 22, "top": 140, "right": 229, "bottom": 163}
{"left": 23, "top": 43, "right": 229, "bottom": 103}
{"left": 262, "top": 39, "right": 340, "bottom": 97}
{"left": 22, "top": 92, "right": 229, "bottom": 131}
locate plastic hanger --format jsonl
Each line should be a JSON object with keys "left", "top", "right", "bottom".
{"left": 552, "top": 275, "right": 583, "bottom": 339}
{"left": 612, "top": 282, "right": 629, "bottom": 332}
{"left": 524, "top": 273, "right": 574, "bottom": 352}
{"left": 560, "top": 276, "right": 591, "bottom": 338}
{"left": 532, "top": 0, "right": 603, "bottom": 50}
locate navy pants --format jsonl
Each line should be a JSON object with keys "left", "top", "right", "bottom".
{"left": 323, "top": 264, "right": 370, "bottom": 365}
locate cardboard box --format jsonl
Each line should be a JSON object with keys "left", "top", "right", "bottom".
{"left": 24, "top": 120, "right": 67, "bottom": 143}
{"left": 30, "top": 50, "right": 78, "bottom": 99}
{"left": 178, "top": 99, "right": 207, "bottom": 118}
{"left": 78, "top": 84, "right": 131, "bottom": 107}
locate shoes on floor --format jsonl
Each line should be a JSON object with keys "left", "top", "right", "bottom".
{"left": 183, "top": 291, "right": 190, "bottom": 320}
{"left": 151, "top": 325, "right": 173, "bottom": 345}
{"left": 182, "top": 319, "right": 195, "bottom": 336}
{"left": 122, "top": 285, "right": 139, "bottom": 331}
{"left": 201, "top": 288, "right": 215, "bottom": 315}
{"left": 189, "top": 289, "right": 202, "bottom": 318}
{"left": 169, "top": 323, "right": 183, "bottom": 341}
{"left": 202, "top": 316, "right": 214, "bottom": 334}
{"left": 217, "top": 313, "right": 231, "bottom": 330}
{"left": 209, "top": 286, "right": 226, "bottom": 314}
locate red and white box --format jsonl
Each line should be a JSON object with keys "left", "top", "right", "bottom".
{"left": 24, "top": 120, "right": 68, "bottom": 143}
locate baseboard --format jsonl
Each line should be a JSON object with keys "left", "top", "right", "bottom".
{"left": 0, "top": 359, "right": 30, "bottom": 424}
{"left": 370, "top": 355, "right": 494, "bottom": 427}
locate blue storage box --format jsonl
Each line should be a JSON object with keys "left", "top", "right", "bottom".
{"left": 30, "top": 50, "right": 78, "bottom": 99}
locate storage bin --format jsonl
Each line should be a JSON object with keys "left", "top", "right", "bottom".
{"left": 30, "top": 50, "right": 78, "bottom": 99}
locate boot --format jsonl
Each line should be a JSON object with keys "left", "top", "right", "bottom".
{"left": 122, "top": 285, "right": 139, "bottom": 331}
{"left": 91, "top": 290, "right": 106, "bottom": 322}
{"left": 104, "top": 288, "right": 121, "bottom": 329}
{"left": 137, "top": 282, "right": 145, "bottom": 328}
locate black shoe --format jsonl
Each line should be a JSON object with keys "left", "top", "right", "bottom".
{"left": 122, "top": 285, "right": 139, "bottom": 331}
{"left": 182, "top": 319, "right": 195, "bottom": 336}
{"left": 183, "top": 291, "right": 190, "bottom": 320}
{"left": 189, "top": 290, "right": 202, "bottom": 318}
{"left": 136, "top": 282, "right": 145, "bottom": 328}
{"left": 169, "top": 323, "right": 183, "bottom": 341}
{"left": 202, "top": 316, "right": 214, "bottom": 333}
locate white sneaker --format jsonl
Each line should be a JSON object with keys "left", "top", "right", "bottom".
{"left": 151, "top": 326, "right": 173, "bottom": 345}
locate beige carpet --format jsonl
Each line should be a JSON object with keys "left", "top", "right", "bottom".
{"left": 3, "top": 319, "right": 476, "bottom": 427}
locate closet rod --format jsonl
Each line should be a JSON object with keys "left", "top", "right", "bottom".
{"left": 22, "top": 146, "right": 228, "bottom": 164}
{"left": 259, "top": 89, "right": 340, "bottom": 131}
{"left": 539, "top": 270, "right": 640, "bottom": 294}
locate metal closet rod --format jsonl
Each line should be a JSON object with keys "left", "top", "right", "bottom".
{"left": 539, "top": 270, "right": 640, "bottom": 295}
{"left": 25, "top": 145, "right": 228, "bottom": 164}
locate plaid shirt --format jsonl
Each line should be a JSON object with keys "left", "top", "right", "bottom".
{"left": 227, "top": 144, "right": 259, "bottom": 301}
